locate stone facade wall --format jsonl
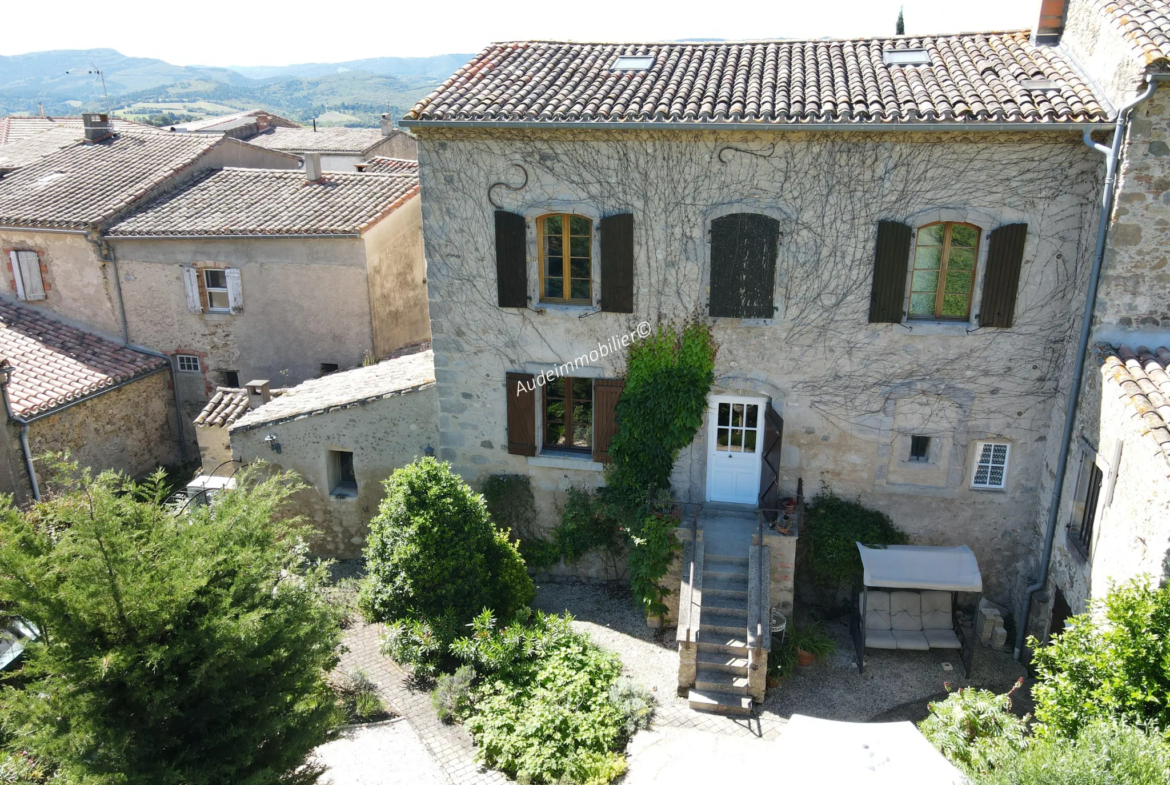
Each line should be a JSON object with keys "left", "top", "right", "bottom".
{"left": 1039, "top": 352, "right": 1170, "bottom": 639}
{"left": 415, "top": 127, "right": 1101, "bottom": 604}
{"left": 25, "top": 370, "right": 178, "bottom": 487}
{"left": 229, "top": 385, "right": 439, "bottom": 558}
{"left": 363, "top": 195, "right": 432, "bottom": 357}
{"left": 196, "top": 423, "right": 233, "bottom": 473}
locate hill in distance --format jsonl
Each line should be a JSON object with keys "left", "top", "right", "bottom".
{"left": 0, "top": 48, "right": 472, "bottom": 127}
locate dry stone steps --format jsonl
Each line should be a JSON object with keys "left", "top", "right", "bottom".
{"left": 688, "top": 553, "right": 754, "bottom": 715}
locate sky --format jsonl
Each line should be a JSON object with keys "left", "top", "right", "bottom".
{"left": 3, "top": 0, "right": 1042, "bottom": 67}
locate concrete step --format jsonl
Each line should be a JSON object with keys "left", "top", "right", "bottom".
{"left": 696, "top": 636, "right": 750, "bottom": 655}
{"left": 705, "top": 554, "right": 749, "bottom": 567}
{"left": 688, "top": 689, "right": 753, "bottom": 716}
{"left": 703, "top": 576, "right": 749, "bottom": 599}
{"left": 703, "top": 561, "right": 749, "bottom": 580}
{"left": 700, "top": 613, "right": 747, "bottom": 635}
{"left": 695, "top": 669, "right": 751, "bottom": 695}
{"left": 696, "top": 650, "right": 751, "bottom": 673}
{"left": 701, "top": 602, "right": 748, "bottom": 619}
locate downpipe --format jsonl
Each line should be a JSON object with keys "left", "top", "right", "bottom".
{"left": 1014, "top": 74, "right": 1170, "bottom": 660}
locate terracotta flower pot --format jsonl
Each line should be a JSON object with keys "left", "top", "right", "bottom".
{"left": 797, "top": 649, "right": 816, "bottom": 667}
{"left": 767, "top": 674, "right": 782, "bottom": 688}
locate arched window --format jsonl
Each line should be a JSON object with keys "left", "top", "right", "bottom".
{"left": 909, "top": 222, "right": 980, "bottom": 320}
{"left": 538, "top": 213, "right": 592, "bottom": 304}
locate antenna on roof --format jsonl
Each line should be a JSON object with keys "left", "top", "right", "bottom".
{"left": 65, "top": 63, "right": 111, "bottom": 117}
{"left": 312, "top": 117, "right": 317, "bottom": 132}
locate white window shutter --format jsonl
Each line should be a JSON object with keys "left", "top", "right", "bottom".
{"left": 9, "top": 251, "right": 26, "bottom": 300}
{"left": 15, "top": 252, "right": 45, "bottom": 300}
{"left": 225, "top": 268, "right": 243, "bottom": 314}
{"left": 183, "top": 267, "right": 203, "bottom": 313}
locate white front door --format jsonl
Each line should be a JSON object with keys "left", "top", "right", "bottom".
{"left": 706, "top": 396, "right": 765, "bottom": 505}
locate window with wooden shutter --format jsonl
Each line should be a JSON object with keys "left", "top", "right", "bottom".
{"left": 868, "top": 220, "right": 913, "bottom": 323}
{"left": 225, "top": 268, "right": 244, "bottom": 314}
{"left": 600, "top": 213, "right": 633, "bottom": 313}
{"left": 1067, "top": 446, "right": 1104, "bottom": 558}
{"left": 506, "top": 372, "right": 537, "bottom": 456}
{"left": 709, "top": 213, "right": 779, "bottom": 318}
{"left": 495, "top": 211, "right": 528, "bottom": 308}
{"left": 9, "top": 250, "right": 45, "bottom": 301}
{"left": 538, "top": 214, "right": 593, "bottom": 304}
{"left": 979, "top": 223, "right": 1027, "bottom": 328}
{"left": 592, "top": 379, "right": 625, "bottom": 463}
{"left": 182, "top": 267, "right": 203, "bottom": 313}
{"left": 908, "top": 222, "right": 980, "bottom": 320}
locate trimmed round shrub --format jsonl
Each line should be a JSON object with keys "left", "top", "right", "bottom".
{"left": 358, "top": 458, "right": 534, "bottom": 625}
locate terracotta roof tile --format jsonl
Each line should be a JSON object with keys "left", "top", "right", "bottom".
{"left": 0, "top": 301, "right": 168, "bottom": 419}
{"left": 0, "top": 127, "right": 82, "bottom": 174}
{"left": 0, "top": 116, "right": 151, "bottom": 145}
{"left": 404, "top": 34, "right": 1109, "bottom": 126}
{"left": 1096, "top": 343, "right": 1170, "bottom": 468}
{"left": 195, "top": 386, "right": 286, "bottom": 428}
{"left": 107, "top": 168, "right": 420, "bottom": 237}
{"left": 245, "top": 127, "right": 387, "bottom": 155}
{"left": 359, "top": 157, "right": 419, "bottom": 174}
{"left": 1092, "top": 0, "right": 1170, "bottom": 66}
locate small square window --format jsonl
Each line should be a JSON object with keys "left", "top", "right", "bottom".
{"left": 971, "top": 441, "right": 1010, "bottom": 489}
{"left": 204, "top": 269, "right": 230, "bottom": 312}
{"left": 328, "top": 449, "right": 357, "bottom": 497}
{"left": 319, "top": 363, "right": 339, "bottom": 376}
{"left": 909, "top": 435, "right": 930, "bottom": 462}
{"left": 219, "top": 370, "right": 240, "bottom": 388}
{"left": 176, "top": 354, "right": 201, "bottom": 373}
{"left": 1068, "top": 449, "right": 1104, "bottom": 557}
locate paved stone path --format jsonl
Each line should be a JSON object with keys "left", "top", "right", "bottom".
{"left": 315, "top": 719, "right": 449, "bottom": 785}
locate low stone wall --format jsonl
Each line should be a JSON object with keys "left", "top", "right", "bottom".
{"left": 756, "top": 529, "right": 797, "bottom": 615}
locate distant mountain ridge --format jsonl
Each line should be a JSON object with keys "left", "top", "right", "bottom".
{"left": 228, "top": 54, "right": 476, "bottom": 81}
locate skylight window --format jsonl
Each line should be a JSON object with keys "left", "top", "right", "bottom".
{"left": 883, "top": 48, "right": 931, "bottom": 66}
{"left": 1021, "top": 78, "right": 1061, "bottom": 91}
{"left": 611, "top": 56, "right": 655, "bottom": 71}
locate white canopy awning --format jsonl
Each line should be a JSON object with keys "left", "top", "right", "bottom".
{"left": 857, "top": 543, "right": 983, "bottom": 592}
{"left": 772, "top": 715, "right": 966, "bottom": 785}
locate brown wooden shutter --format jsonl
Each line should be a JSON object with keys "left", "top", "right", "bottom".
{"left": 495, "top": 211, "right": 527, "bottom": 308}
{"left": 979, "top": 223, "right": 1028, "bottom": 328}
{"left": 758, "top": 403, "right": 784, "bottom": 520}
{"left": 591, "top": 378, "right": 625, "bottom": 463}
{"left": 868, "top": 220, "right": 913, "bottom": 323}
{"left": 506, "top": 372, "right": 536, "bottom": 456}
{"left": 600, "top": 213, "right": 634, "bottom": 313}
{"left": 709, "top": 213, "right": 780, "bottom": 318}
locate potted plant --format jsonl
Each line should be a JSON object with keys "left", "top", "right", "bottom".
{"left": 788, "top": 622, "right": 835, "bottom": 667}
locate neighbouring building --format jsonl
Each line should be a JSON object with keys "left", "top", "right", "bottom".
{"left": 245, "top": 115, "right": 417, "bottom": 171}
{"left": 171, "top": 109, "right": 301, "bottom": 139}
{"left": 105, "top": 160, "right": 430, "bottom": 432}
{"left": 0, "top": 115, "right": 149, "bottom": 144}
{"left": 356, "top": 157, "right": 419, "bottom": 175}
{"left": 0, "top": 300, "right": 178, "bottom": 503}
{"left": 0, "top": 126, "right": 91, "bottom": 177}
{"left": 225, "top": 347, "right": 437, "bottom": 557}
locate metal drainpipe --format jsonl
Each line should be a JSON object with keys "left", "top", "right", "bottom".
{"left": 84, "top": 231, "right": 188, "bottom": 462}
{"left": 1014, "top": 73, "right": 1170, "bottom": 660}
{"left": 0, "top": 375, "right": 40, "bottom": 502}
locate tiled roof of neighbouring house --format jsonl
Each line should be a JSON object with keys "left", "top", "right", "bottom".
{"left": 359, "top": 157, "right": 419, "bottom": 174}
{"left": 0, "top": 127, "right": 83, "bottom": 174}
{"left": 107, "top": 168, "right": 420, "bottom": 237}
{"left": 1092, "top": 1, "right": 1170, "bottom": 66}
{"left": 0, "top": 116, "right": 151, "bottom": 145}
{"left": 402, "top": 34, "right": 1110, "bottom": 126}
{"left": 194, "top": 386, "right": 287, "bottom": 428}
{"left": 174, "top": 109, "right": 300, "bottom": 133}
{"left": 1097, "top": 343, "right": 1170, "bottom": 467}
{"left": 0, "top": 300, "right": 168, "bottom": 419}
{"left": 244, "top": 126, "right": 387, "bottom": 154}
{"left": 230, "top": 348, "right": 435, "bottom": 431}
{"left": 0, "top": 131, "right": 224, "bottom": 229}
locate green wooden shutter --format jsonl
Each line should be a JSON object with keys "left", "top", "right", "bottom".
{"left": 495, "top": 211, "right": 527, "bottom": 308}
{"left": 979, "top": 223, "right": 1028, "bottom": 328}
{"left": 709, "top": 213, "right": 779, "bottom": 318}
{"left": 600, "top": 213, "right": 634, "bottom": 313}
{"left": 868, "top": 220, "right": 913, "bottom": 323}
{"left": 591, "top": 378, "right": 625, "bottom": 463}
{"left": 506, "top": 372, "right": 536, "bottom": 456}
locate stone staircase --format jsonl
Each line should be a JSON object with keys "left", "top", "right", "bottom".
{"left": 688, "top": 553, "right": 753, "bottom": 715}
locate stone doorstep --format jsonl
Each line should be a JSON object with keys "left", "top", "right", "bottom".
{"left": 687, "top": 689, "right": 753, "bottom": 716}
{"left": 695, "top": 669, "right": 751, "bottom": 695}
{"left": 695, "top": 650, "right": 750, "bottom": 672}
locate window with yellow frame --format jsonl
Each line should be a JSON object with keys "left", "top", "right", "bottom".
{"left": 538, "top": 214, "right": 592, "bottom": 304}
{"left": 909, "top": 222, "right": 980, "bottom": 320}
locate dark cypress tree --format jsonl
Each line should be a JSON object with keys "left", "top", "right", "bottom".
{"left": 896, "top": 7, "right": 905, "bottom": 35}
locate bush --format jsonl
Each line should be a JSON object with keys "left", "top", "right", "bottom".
{"left": 1030, "top": 579, "right": 1170, "bottom": 738}
{"left": 380, "top": 614, "right": 459, "bottom": 677}
{"left": 431, "top": 665, "right": 476, "bottom": 724}
{"left": 919, "top": 680, "right": 1029, "bottom": 774}
{"left": 0, "top": 466, "right": 343, "bottom": 785}
{"left": 803, "top": 488, "right": 908, "bottom": 591}
{"left": 335, "top": 670, "right": 388, "bottom": 723}
{"left": 358, "top": 458, "right": 535, "bottom": 625}
{"left": 450, "top": 611, "right": 645, "bottom": 784}
{"left": 978, "top": 720, "right": 1170, "bottom": 785}
{"left": 607, "top": 678, "right": 655, "bottom": 738}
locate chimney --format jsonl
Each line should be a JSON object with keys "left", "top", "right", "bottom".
{"left": 1034, "top": 0, "right": 1068, "bottom": 46}
{"left": 82, "top": 113, "right": 112, "bottom": 143}
{"left": 304, "top": 152, "right": 323, "bottom": 183}
{"left": 246, "top": 380, "right": 272, "bottom": 409}
{"left": 381, "top": 112, "right": 395, "bottom": 136}
{"left": 255, "top": 112, "right": 271, "bottom": 132}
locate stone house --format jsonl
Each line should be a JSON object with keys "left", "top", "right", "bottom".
{"left": 0, "top": 115, "right": 150, "bottom": 144}
{"left": 400, "top": 23, "right": 1115, "bottom": 609}
{"left": 103, "top": 162, "right": 431, "bottom": 436}
{"left": 0, "top": 300, "right": 177, "bottom": 504}
{"left": 223, "top": 347, "right": 438, "bottom": 557}
{"left": 171, "top": 109, "right": 301, "bottom": 139}
{"left": 244, "top": 115, "right": 417, "bottom": 171}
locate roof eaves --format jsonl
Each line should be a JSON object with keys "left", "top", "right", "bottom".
{"left": 356, "top": 183, "right": 421, "bottom": 234}
{"left": 14, "top": 362, "right": 169, "bottom": 422}
{"left": 229, "top": 379, "right": 435, "bottom": 432}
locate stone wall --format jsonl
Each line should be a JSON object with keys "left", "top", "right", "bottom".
{"left": 229, "top": 385, "right": 439, "bottom": 558}
{"left": 415, "top": 127, "right": 1101, "bottom": 604}
{"left": 25, "top": 370, "right": 179, "bottom": 487}
{"left": 363, "top": 195, "right": 432, "bottom": 357}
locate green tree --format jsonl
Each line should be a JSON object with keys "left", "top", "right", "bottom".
{"left": 358, "top": 457, "right": 534, "bottom": 625}
{"left": 896, "top": 7, "right": 905, "bottom": 35}
{"left": 0, "top": 466, "right": 342, "bottom": 785}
